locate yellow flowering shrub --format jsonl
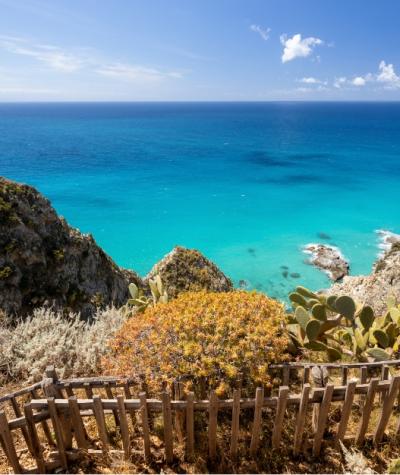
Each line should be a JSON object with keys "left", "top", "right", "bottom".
{"left": 104, "top": 291, "right": 289, "bottom": 396}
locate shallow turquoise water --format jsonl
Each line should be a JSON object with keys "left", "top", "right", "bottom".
{"left": 1, "top": 102, "right": 400, "bottom": 301}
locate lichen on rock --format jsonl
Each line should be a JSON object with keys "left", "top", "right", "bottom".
{"left": 145, "top": 246, "right": 233, "bottom": 299}
{"left": 0, "top": 177, "right": 142, "bottom": 319}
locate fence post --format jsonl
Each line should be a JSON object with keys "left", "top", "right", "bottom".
{"left": 139, "top": 392, "right": 151, "bottom": 461}
{"left": 313, "top": 384, "right": 334, "bottom": 456}
{"left": 374, "top": 376, "right": 400, "bottom": 445}
{"left": 208, "top": 390, "right": 218, "bottom": 461}
{"left": 162, "top": 391, "right": 174, "bottom": 464}
{"left": 335, "top": 379, "right": 357, "bottom": 446}
{"left": 0, "top": 410, "right": 23, "bottom": 474}
{"left": 24, "top": 403, "right": 46, "bottom": 473}
{"left": 311, "top": 365, "right": 329, "bottom": 433}
{"left": 272, "top": 386, "right": 289, "bottom": 449}
{"left": 186, "top": 392, "right": 195, "bottom": 461}
{"left": 249, "top": 387, "right": 264, "bottom": 456}
{"left": 230, "top": 388, "right": 241, "bottom": 460}
{"left": 293, "top": 383, "right": 311, "bottom": 455}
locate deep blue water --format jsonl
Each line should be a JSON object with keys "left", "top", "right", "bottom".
{"left": 1, "top": 102, "right": 400, "bottom": 301}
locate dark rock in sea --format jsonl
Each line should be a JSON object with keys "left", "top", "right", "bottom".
{"left": 328, "top": 240, "right": 400, "bottom": 315}
{"left": 0, "top": 176, "right": 142, "bottom": 318}
{"left": 290, "top": 272, "right": 301, "bottom": 279}
{"left": 145, "top": 246, "right": 233, "bottom": 299}
{"left": 238, "top": 279, "right": 249, "bottom": 289}
{"left": 303, "top": 243, "right": 349, "bottom": 282}
{"left": 317, "top": 232, "right": 331, "bottom": 240}
{"left": 282, "top": 270, "right": 288, "bottom": 279}
{"left": 280, "top": 265, "right": 289, "bottom": 270}
{"left": 247, "top": 248, "right": 256, "bottom": 256}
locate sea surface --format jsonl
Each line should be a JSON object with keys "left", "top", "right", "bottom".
{"left": 1, "top": 102, "right": 400, "bottom": 301}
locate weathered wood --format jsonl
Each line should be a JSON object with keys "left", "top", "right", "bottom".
{"left": 312, "top": 366, "right": 329, "bottom": 433}
{"left": 303, "top": 366, "right": 310, "bottom": 385}
{"left": 272, "top": 386, "right": 289, "bottom": 449}
{"left": 92, "top": 395, "right": 109, "bottom": 452}
{"left": 282, "top": 366, "right": 290, "bottom": 386}
{"left": 380, "top": 365, "right": 390, "bottom": 403}
{"left": 270, "top": 359, "right": 400, "bottom": 369}
{"left": 173, "top": 381, "right": 184, "bottom": 443}
{"left": 293, "top": 383, "right": 311, "bottom": 455}
{"left": 230, "top": 388, "right": 241, "bottom": 460}
{"left": 335, "top": 379, "right": 357, "bottom": 445}
{"left": 139, "top": 392, "right": 151, "bottom": 461}
{"left": 24, "top": 403, "right": 45, "bottom": 473}
{"left": 104, "top": 382, "right": 120, "bottom": 428}
{"left": 313, "top": 384, "right": 334, "bottom": 456}
{"left": 10, "top": 396, "right": 32, "bottom": 454}
{"left": 249, "top": 387, "right": 264, "bottom": 456}
{"left": 116, "top": 395, "right": 131, "bottom": 460}
{"left": 68, "top": 396, "right": 88, "bottom": 449}
{"left": 355, "top": 378, "right": 379, "bottom": 445}
{"left": 123, "top": 382, "right": 137, "bottom": 428}
{"left": 359, "top": 366, "right": 368, "bottom": 409}
{"left": 84, "top": 382, "right": 94, "bottom": 399}
{"left": 47, "top": 398, "right": 68, "bottom": 469}
{"left": 185, "top": 392, "right": 195, "bottom": 461}
{"left": 162, "top": 391, "right": 174, "bottom": 464}
{"left": 208, "top": 390, "right": 218, "bottom": 461}
{"left": 63, "top": 383, "right": 74, "bottom": 397}
{"left": 341, "top": 367, "right": 348, "bottom": 386}
{"left": 0, "top": 410, "right": 23, "bottom": 474}
{"left": 31, "top": 388, "right": 54, "bottom": 446}
{"left": 373, "top": 375, "right": 400, "bottom": 445}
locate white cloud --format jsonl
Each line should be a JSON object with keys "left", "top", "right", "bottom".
{"left": 0, "top": 35, "right": 184, "bottom": 83}
{"left": 250, "top": 24, "right": 271, "bottom": 41}
{"left": 96, "top": 63, "right": 183, "bottom": 81}
{"left": 333, "top": 77, "right": 347, "bottom": 88}
{"left": 0, "top": 36, "right": 83, "bottom": 72}
{"left": 377, "top": 60, "right": 400, "bottom": 88}
{"left": 280, "top": 33, "right": 323, "bottom": 63}
{"left": 352, "top": 76, "right": 366, "bottom": 86}
{"left": 300, "top": 77, "right": 318, "bottom": 84}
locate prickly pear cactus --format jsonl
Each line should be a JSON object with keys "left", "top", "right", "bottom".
{"left": 127, "top": 275, "right": 169, "bottom": 313}
{"left": 287, "top": 287, "right": 400, "bottom": 363}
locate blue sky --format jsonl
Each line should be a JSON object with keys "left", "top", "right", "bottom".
{"left": 0, "top": 0, "right": 400, "bottom": 101}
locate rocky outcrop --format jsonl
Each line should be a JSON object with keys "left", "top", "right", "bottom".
{"left": 303, "top": 243, "right": 349, "bottom": 282}
{"left": 0, "top": 177, "right": 142, "bottom": 319}
{"left": 145, "top": 246, "right": 233, "bottom": 299}
{"left": 329, "top": 241, "right": 400, "bottom": 315}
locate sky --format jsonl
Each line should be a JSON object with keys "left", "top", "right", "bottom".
{"left": 0, "top": 0, "right": 400, "bottom": 101}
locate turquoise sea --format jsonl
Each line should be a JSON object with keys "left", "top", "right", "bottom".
{"left": 1, "top": 102, "right": 400, "bottom": 300}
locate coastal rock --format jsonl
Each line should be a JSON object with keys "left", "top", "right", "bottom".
{"left": 145, "top": 246, "right": 233, "bottom": 299}
{"left": 376, "top": 229, "right": 400, "bottom": 256}
{"left": 303, "top": 243, "right": 349, "bottom": 282}
{"left": 329, "top": 241, "right": 400, "bottom": 315}
{"left": 0, "top": 177, "right": 142, "bottom": 318}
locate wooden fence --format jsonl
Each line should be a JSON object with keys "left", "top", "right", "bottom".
{"left": 2, "top": 362, "right": 400, "bottom": 473}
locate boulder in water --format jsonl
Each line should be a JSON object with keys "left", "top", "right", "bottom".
{"left": 303, "top": 243, "right": 349, "bottom": 282}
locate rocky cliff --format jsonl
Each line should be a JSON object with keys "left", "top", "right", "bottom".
{"left": 329, "top": 242, "right": 400, "bottom": 314}
{"left": 0, "top": 177, "right": 142, "bottom": 318}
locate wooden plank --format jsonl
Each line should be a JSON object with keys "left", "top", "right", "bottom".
{"left": 303, "top": 367, "right": 310, "bottom": 385}
{"left": 355, "top": 378, "right": 379, "bottom": 446}
{"left": 124, "top": 382, "right": 136, "bottom": 428}
{"left": 230, "top": 388, "right": 241, "bottom": 460}
{"left": 208, "top": 390, "right": 218, "bottom": 461}
{"left": 335, "top": 379, "right": 357, "bottom": 445}
{"left": 282, "top": 366, "right": 290, "bottom": 386}
{"left": 359, "top": 366, "right": 368, "bottom": 409}
{"left": 68, "top": 396, "right": 88, "bottom": 449}
{"left": 373, "top": 375, "right": 400, "bottom": 445}
{"left": 249, "top": 387, "right": 264, "bottom": 456}
{"left": 272, "top": 386, "right": 289, "bottom": 449}
{"left": 116, "top": 395, "right": 131, "bottom": 460}
{"left": 84, "top": 382, "right": 94, "bottom": 399}
{"left": 313, "top": 384, "right": 334, "bottom": 456}
{"left": 23, "top": 403, "right": 46, "bottom": 473}
{"left": 380, "top": 365, "right": 390, "bottom": 403}
{"left": 293, "top": 383, "right": 311, "bottom": 455}
{"left": 10, "top": 396, "right": 33, "bottom": 454}
{"left": 31, "top": 388, "right": 54, "bottom": 446}
{"left": 173, "top": 381, "right": 184, "bottom": 443}
{"left": 63, "top": 383, "right": 74, "bottom": 397}
{"left": 47, "top": 398, "right": 68, "bottom": 470}
{"left": 185, "top": 392, "right": 195, "bottom": 461}
{"left": 162, "top": 391, "right": 174, "bottom": 464}
{"left": 92, "top": 396, "right": 109, "bottom": 453}
{"left": 341, "top": 367, "right": 348, "bottom": 386}
{"left": 139, "top": 392, "right": 151, "bottom": 461}
{"left": 0, "top": 410, "right": 23, "bottom": 474}
{"left": 104, "top": 382, "right": 120, "bottom": 428}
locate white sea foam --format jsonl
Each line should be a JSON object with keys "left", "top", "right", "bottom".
{"left": 376, "top": 229, "right": 400, "bottom": 256}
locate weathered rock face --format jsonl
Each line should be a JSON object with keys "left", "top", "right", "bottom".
{"left": 303, "top": 243, "right": 349, "bottom": 282}
{"left": 0, "top": 177, "right": 142, "bottom": 319}
{"left": 329, "top": 242, "right": 400, "bottom": 315}
{"left": 145, "top": 246, "right": 233, "bottom": 299}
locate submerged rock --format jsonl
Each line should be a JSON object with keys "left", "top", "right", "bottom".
{"left": 0, "top": 177, "right": 142, "bottom": 318}
{"left": 329, "top": 241, "right": 400, "bottom": 315}
{"left": 145, "top": 246, "right": 233, "bottom": 299}
{"left": 303, "top": 243, "right": 349, "bottom": 282}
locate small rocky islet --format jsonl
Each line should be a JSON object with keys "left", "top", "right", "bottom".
{"left": 1, "top": 175, "right": 400, "bottom": 318}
